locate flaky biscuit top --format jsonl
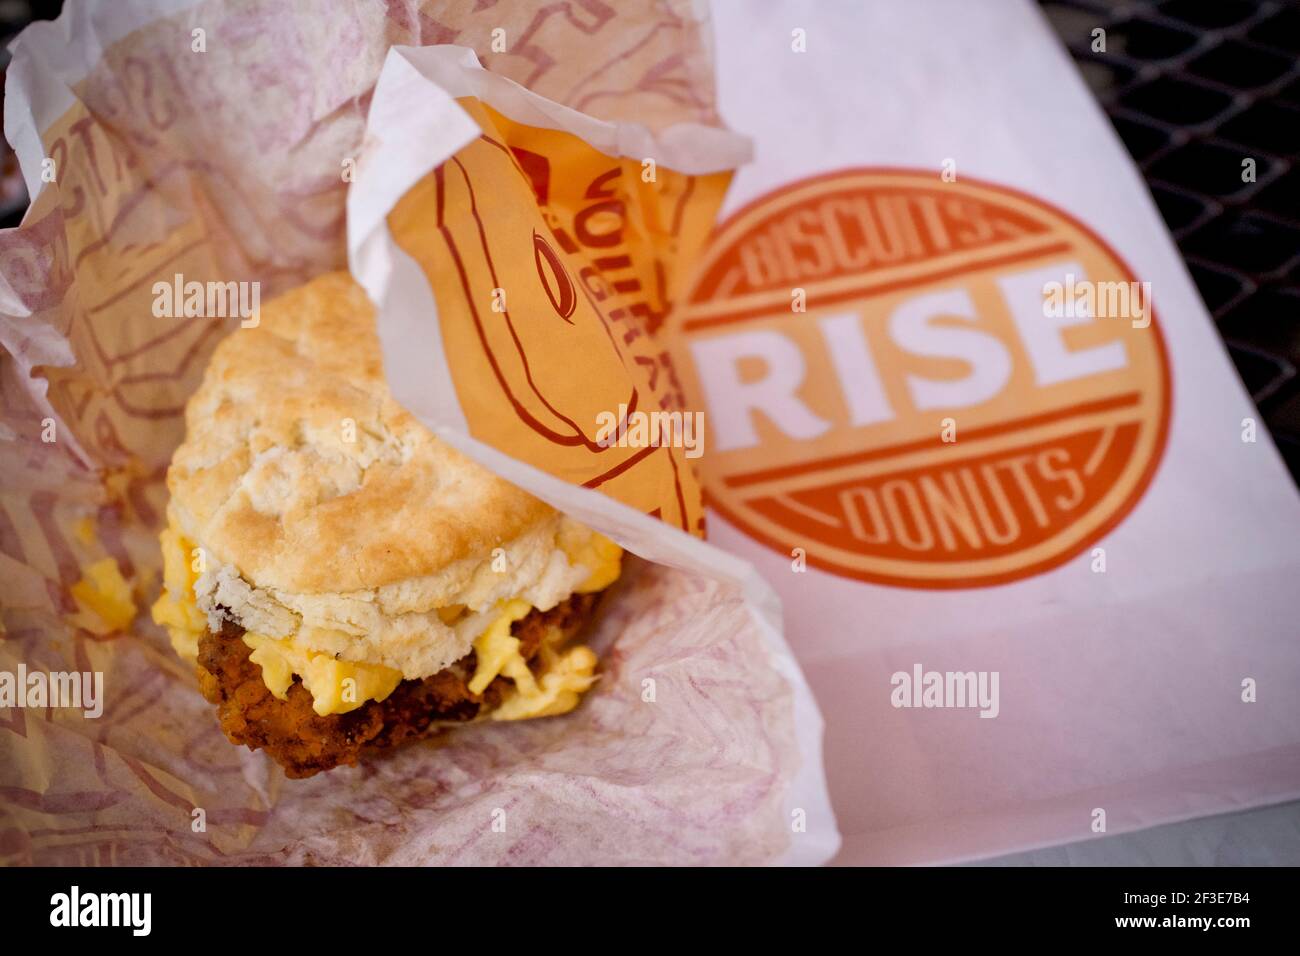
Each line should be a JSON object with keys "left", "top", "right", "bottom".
{"left": 166, "top": 271, "right": 556, "bottom": 596}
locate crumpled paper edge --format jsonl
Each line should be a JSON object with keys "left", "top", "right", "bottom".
{"left": 3, "top": 0, "right": 206, "bottom": 207}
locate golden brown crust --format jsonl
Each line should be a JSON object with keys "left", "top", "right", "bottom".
{"left": 167, "top": 271, "right": 554, "bottom": 594}
{"left": 196, "top": 593, "right": 599, "bottom": 778}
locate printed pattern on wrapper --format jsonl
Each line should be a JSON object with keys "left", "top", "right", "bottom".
{"left": 387, "top": 101, "right": 730, "bottom": 537}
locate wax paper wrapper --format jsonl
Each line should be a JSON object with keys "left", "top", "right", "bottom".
{"left": 0, "top": 0, "right": 839, "bottom": 866}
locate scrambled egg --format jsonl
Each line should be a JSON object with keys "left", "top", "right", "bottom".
{"left": 470, "top": 600, "right": 600, "bottom": 721}
{"left": 71, "top": 558, "right": 137, "bottom": 635}
{"left": 151, "top": 520, "right": 621, "bottom": 720}
{"left": 150, "top": 526, "right": 207, "bottom": 660}
{"left": 465, "top": 524, "right": 618, "bottom": 721}
{"left": 561, "top": 523, "right": 623, "bottom": 593}
{"left": 241, "top": 633, "right": 403, "bottom": 717}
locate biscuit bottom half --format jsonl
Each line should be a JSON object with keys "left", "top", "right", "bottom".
{"left": 195, "top": 593, "right": 600, "bottom": 779}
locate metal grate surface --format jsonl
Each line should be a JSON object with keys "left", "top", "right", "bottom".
{"left": 1039, "top": 0, "right": 1300, "bottom": 485}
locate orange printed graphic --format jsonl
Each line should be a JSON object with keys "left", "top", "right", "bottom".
{"left": 668, "top": 169, "right": 1171, "bottom": 588}
{"left": 389, "top": 102, "right": 730, "bottom": 536}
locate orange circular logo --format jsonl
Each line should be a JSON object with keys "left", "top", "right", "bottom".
{"left": 668, "top": 169, "right": 1171, "bottom": 589}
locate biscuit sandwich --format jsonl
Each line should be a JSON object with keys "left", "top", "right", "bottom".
{"left": 151, "top": 272, "right": 622, "bottom": 778}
